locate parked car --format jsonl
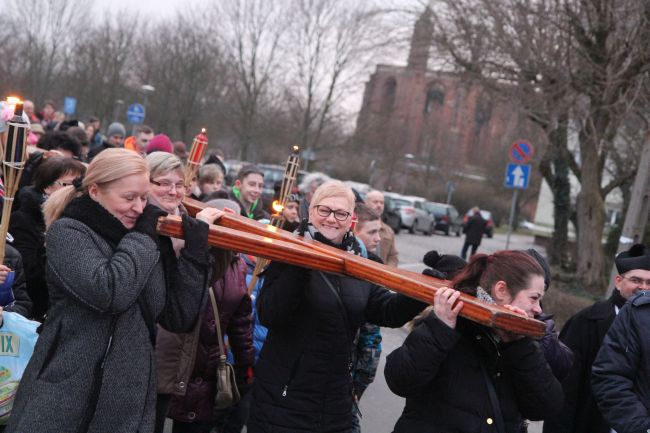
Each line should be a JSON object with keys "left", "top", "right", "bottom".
{"left": 463, "top": 209, "right": 494, "bottom": 238}
{"left": 389, "top": 194, "right": 435, "bottom": 235}
{"left": 424, "top": 201, "right": 462, "bottom": 236}
{"left": 382, "top": 194, "right": 402, "bottom": 234}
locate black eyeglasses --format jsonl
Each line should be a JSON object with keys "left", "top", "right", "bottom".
{"left": 150, "top": 179, "right": 186, "bottom": 191}
{"left": 314, "top": 205, "right": 351, "bottom": 221}
{"left": 621, "top": 275, "right": 650, "bottom": 287}
{"left": 53, "top": 180, "right": 74, "bottom": 187}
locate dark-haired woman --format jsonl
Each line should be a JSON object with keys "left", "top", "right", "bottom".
{"left": 10, "top": 156, "right": 86, "bottom": 321}
{"left": 385, "top": 250, "right": 563, "bottom": 433}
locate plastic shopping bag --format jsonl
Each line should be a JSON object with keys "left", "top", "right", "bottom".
{"left": 0, "top": 312, "right": 39, "bottom": 424}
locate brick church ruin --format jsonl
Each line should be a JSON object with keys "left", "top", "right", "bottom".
{"left": 354, "top": 8, "right": 542, "bottom": 191}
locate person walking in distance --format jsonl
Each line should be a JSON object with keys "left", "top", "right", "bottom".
{"left": 461, "top": 207, "right": 486, "bottom": 260}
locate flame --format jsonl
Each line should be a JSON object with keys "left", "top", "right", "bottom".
{"left": 292, "top": 145, "right": 299, "bottom": 152}
{"left": 272, "top": 200, "right": 284, "bottom": 213}
{"left": 6, "top": 96, "right": 22, "bottom": 105}
{"left": 201, "top": 128, "right": 206, "bottom": 134}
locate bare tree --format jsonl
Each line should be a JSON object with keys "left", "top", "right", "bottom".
{"left": 64, "top": 12, "right": 141, "bottom": 124}
{"left": 427, "top": 0, "right": 650, "bottom": 293}
{"left": 0, "top": 0, "right": 89, "bottom": 103}
{"left": 212, "top": 0, "right": 285, "bottom": 161}
{"left": 135, "top": 11, "right": 227, "bottom": 141}
{"left": 281, "top": 0, "right": 395, "bottom": 170}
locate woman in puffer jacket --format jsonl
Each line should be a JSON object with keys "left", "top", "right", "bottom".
{"left": 385, "top": 250, "right": 563, "bottom": 433}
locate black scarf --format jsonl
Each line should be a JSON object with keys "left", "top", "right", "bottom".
{"left": 63, "top": 194, "right": 129, "bottom": 246}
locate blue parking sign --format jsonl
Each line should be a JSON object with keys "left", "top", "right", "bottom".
{"left": 63, "top": 97, "right": 77, "bottom": 115}
{"left": 127, "top": 103, "right": 146, "bottom": 124}
{"left": 504, "top": 163, "right": 531, "bottom": 189}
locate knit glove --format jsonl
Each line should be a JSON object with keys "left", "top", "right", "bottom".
{"left": 422, "top": 268, "right": 447, "bottom": 280}
{"left": 181, "top": 213, "right": 209, "bottom": 258}
{"left": 133, "top": 205, "right": 168, "bottom": 243}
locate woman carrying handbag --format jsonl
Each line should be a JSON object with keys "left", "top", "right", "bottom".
{"left": 156, "top": 199, "right": 254, "bottom": 433}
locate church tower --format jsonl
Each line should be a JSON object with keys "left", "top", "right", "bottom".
{"left": 407, "top": 7, "right": 433, "bottom": 71}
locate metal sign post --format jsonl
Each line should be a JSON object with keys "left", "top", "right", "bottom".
{"left": 504, "top": 162, "right": 531, "bottom": 249}
{"left": 505, "top": 189, "right": 519, "bottom": 249}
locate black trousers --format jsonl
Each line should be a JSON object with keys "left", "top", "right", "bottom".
{"left": 461, "top": 240, "right": 480, "bottom": 259}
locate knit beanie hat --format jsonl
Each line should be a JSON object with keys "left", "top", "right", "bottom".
{"left": 106, "top": 122, "right": 126, "bottom": 138}
{"left": 146, "top": 134, "right": 174, "bottom": 154}
{"left": 422, "top": 250, "right": 467, "bottom": 279}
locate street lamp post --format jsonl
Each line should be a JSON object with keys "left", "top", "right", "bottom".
{"left": 141, "top": 84, "right": 155, "bottom": 122}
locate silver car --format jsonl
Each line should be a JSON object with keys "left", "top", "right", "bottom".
{"left": 389, "top": 194, "right": 435, "bottom": 235}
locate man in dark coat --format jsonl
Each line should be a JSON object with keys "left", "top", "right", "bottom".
{"left": 460, "top": 206, "right": 486, "bottom": 259}
{"left": 593, "top": 295, "right": 650, "bottom": 433}
{"left": 543, "top": 244, "right": 650, "bottom": 433}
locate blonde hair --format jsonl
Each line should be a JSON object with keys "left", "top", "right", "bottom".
{"left": 146, "top": 151, "right": 183, "bottom": 179}
{"left": 309, "top": 180, "right": 355, "bottom": 212}
{"left": 43, "top": 148, "right": 149, "bottom": 228}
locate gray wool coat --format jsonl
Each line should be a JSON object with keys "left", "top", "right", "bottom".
{"left": 6, "top": 217, "right": 209, "bottom": 433}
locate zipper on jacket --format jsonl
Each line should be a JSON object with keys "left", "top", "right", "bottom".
{"left": 282, "top": 354, "right": 303, "bottom": 397}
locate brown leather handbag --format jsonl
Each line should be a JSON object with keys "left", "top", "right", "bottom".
{"left": 208, "top": 287, "right": 241, "bottom": 409}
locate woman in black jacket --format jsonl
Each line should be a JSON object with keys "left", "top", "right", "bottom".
{"left": 385, "top": 250, "right": 563, "bottom": 433}
{"left": 247, "top": 180, "right": 425, "bottom": 433}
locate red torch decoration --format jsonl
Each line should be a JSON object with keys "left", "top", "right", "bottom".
{"left": 184, "top": 128, "right": 208, "bottom": 189}
{"left": 247, "top": 145, "right": 301, "bottom": 293}
{"left": 0, "top": 98, "right": 29, "bottom": 263}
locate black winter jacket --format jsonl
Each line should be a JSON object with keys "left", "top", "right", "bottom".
{"left": 542, "top": 292, "right": 621, "bottom": 433}
{"left": 3, "top": 243, "right": 33, "bottom": 319}
{"left": 9, "top": 186, "right": 47, "bottom": 320}
{"left": 464, "top": 212, "right": 486, "bottom": 245}
{"left": 385, "top": 314, "right": 563, "bottom": 433}
{"left": 592, "top": 291, "right": 650, "bottom": 433}
{"left": 248, "top": 254, "right": 425, "bottom": 433}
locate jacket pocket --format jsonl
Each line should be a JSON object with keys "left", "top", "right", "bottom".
{"left": 281, "top": 353, "right": 303, "bottom": 397}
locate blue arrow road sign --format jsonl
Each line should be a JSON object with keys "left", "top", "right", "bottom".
{"left": 504, "top": 163, "right": 531, "bottom": 189}
{"left": 127, "top": 103, "right": 146, "bottom": 124}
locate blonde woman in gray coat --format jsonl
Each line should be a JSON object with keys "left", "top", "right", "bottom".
{"left": 6, "top": 148, "right": 222, "bottom": 433}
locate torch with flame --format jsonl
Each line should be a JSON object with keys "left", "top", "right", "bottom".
{"left": 0, "top": 97, "right": 29, "bottom": 264}
{"left": 247, "top": 146, "right": 301, "bottom": 293}
{"left": 184, "top": 128, "right": 208, "bottom": 189}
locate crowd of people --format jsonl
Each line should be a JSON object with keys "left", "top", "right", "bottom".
{"left": 0, "top": 99, "right": 649, "bottom": 433}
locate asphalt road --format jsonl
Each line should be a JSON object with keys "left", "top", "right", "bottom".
{"left": 359, "top": 229, "right": 544, "bottom": 433}
{"left": 166, "top": 229, "right": 545, "bottom": 433}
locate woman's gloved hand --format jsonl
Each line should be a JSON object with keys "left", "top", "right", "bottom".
{"left": 181, "top": 213, "right": 209, "bottom": 257}
{"left": 133, "top": 205, "right": 168, "bottom": 242}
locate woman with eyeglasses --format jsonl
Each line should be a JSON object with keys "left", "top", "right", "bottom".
{"left": 147, "top": 153, "right": 255, "bottom": 433}
{"left": 6, "top": 148, "right": 220, "bottom": 433}
{"left": 247, "top": 180, "right": 426, "bottom": 433}
{"left": 10, "top": 156, "right": 86, "bottom": 321}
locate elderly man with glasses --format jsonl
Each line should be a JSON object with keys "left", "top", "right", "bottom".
{"left": 544, "top": 243, "right": 650, "bottom": 433}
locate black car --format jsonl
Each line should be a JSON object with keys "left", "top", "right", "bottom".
{"left": 382, "top": 194, "right": 401, "bottom": 234}
{"left": 424, "top": 202, "right": 462, "bottom": 236}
